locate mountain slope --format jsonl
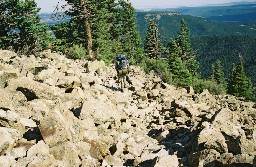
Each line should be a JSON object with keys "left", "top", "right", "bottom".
{"left": 136, "top": 12, "right": 256, "bottom": 86}
{"left": 0, "top": 50, "right": 255, "bottom": 166}
{"left": 191, "top": 35, "right": 256, "bottom": 84}
{"left": 136, "top": 12, "right": 256, "bottom": 44}
{"left": 208, "top": 11, "right": 256, "bottom": 22}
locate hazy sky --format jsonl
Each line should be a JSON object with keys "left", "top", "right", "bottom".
{"left": 35, "top": 0, "right": 256, "bottom": 13}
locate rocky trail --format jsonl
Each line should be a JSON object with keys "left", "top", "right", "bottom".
{"left": 0, "top": 50, "right": 256, "bottom": 167}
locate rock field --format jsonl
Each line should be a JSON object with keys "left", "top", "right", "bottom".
{"left": 0, "top": 50, "right": 256, "bottom": 167}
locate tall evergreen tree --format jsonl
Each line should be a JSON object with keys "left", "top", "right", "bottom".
{"left": 53, "top": 0, "right": 116, "bottom": 59}
{"left": 80, "top": 0, "right": 93, "bottom": 59}
{"left": 53, "top": 0, "right": 142, "bottom": 63}
{"left": 227, "top": 56, "right": 254, "bottom": 100}
{"left": 211, "top": 59, "right": 227, "bottom": 88}
{"left": 112, "top": 0, "right": 143, "bottom": 64}
{"left": 90, "top": 0, "right": 117, "bottom": 61}
{"left": 0, "top": 0, "right": 51, "bottom": 54}
{"left": 144, "top": 19, "right": 161, "bottom": 59}
{"left": 175, "top": 19, "right": 199, "bottom": 75}
{"left": 165, "top": 19, "right": 200, "bottom": 86}
{"left": 167, "top": 39, "right": 192, "bottom": 86}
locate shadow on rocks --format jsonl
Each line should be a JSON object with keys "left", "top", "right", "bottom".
{"left": 23, "top": 127, "right": 43, "bottom": 142}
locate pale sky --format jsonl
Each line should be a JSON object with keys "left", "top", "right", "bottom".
{"left": 35, "top": 0, "right": 256, "bottom": 13}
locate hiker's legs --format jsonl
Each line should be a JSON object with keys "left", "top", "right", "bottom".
{"left": 116, "top": 71, "right": 121, "bottom": 89}
{"left": 118, "top": 75, "right": 123, "bottom": 89}
{"left": 120, "top": 76, "right": 122, "bottom": 89}
{"left": 126, "top": 75, "right": 132, "bottom": 85}
{"left": 117, "top": 70, "right": 127, "bottom": 91}
{"left": 123, "top": 76, "right": 126, "bottom": 88}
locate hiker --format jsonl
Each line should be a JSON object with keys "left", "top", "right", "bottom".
{"left": 115, "top": 54, "right": 131, "bottom": 90}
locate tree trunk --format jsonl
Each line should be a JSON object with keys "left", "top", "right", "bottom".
{"left": 80, "top": 0, "right": 94, "bottom": 60}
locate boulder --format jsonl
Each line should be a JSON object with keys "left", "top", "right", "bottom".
{"left": 19, "top": 118, "right": 37, "bottom": 128}
{"left": 105, "top": 155, "right": 123, "bottom": 166}
{"left": 9, "top": 145, "right": 28, "bottom": 159}
{"left": 49, "top": 141, "right": 81, "bottom": 167}
{"left": 147, "top": 88, "right": 160, "bottom": 99}
{"left": 88, "top": 140, "right": 110, "bottom": 159}
{"left": 27, "top": 140, "right": 50, "bottom": 157}
{"left": 173, "top": 100, "right": 201, "bottom": 117}
{"left": 0, "top": 155, "right": 16, "bottom": 167}
{"left": 16, "top": 140, "right": 58, "bottom": 167}
{"left": 79, "top": 96, "right": 124, "bottom": 125}
{"left": 0, "top": 89, "right": 27, "bottom": 108}
{"left": 85, "top": 60, "right": 106, "bottom": 74}
{"left": 197, "top": 89, "right": 217, "bottom": 105}
{"left": 155, "top": 130, "right": 169, "bottom": 142}
{"left": 197, "top": 123, "right": 228, "bottom": 153}
{"left": 27, "top": 99, "right": 54, "bottom": 121}
{"left": 188, "top": 149, "right": 220, "bottom": 167}
{"left": 0, "top": 68, "right": 19, "bottom": 88}
{"left": 0, "top": 108, "right": 19, "bottom": 125}
{"left": 212, "top": 108, "right": 249, "bottom": 154}
{"left": 230, "top": 154, "right": 255, "bottom": 164}
{"left": 39, "top": 109, "right": 73, "bottom": 147}
{"left": 135, "top": 89, "right": 148, "bottom": 101}
{"left": 35, "top": 68, "right": 63, "bottom": 86}
{"left": 154, "top": 155, "right": 179, "bottom": 167}
{"left": 0, "top": 127, "right": 20, "bottom": 155}
{"left": 5, "top": 77, "right": 61, "bottom": 101}
{"left": 0, "top": 50, "right": 17, "bottom": 62}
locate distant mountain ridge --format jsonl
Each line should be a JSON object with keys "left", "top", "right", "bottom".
{"left": 208, "top": 11, "right": 256, "bottom": 22}
{"left": 139, "top": 2, "right": 256, "bottom": 23}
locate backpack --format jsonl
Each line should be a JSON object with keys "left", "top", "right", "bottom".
{"left": 115, "top": 54, "right": 128, "bottom": 70}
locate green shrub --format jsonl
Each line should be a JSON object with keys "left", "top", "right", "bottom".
{"left": 97, "top": 53, "right": 114, "bottom": 66}
{"left": 66, "top": 44, "right": 87, "bottom": 60}
{"left": 139, "top": 58, "right": 173, "bottom": 83}
{"left": 143, "top": 58, "right": 168, "bottom": 73}
{"left": 192, "top": 78, "right": 226, "bottom": 95}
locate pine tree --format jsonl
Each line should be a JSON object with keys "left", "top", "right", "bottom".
{"left": 53, "top": 0, "right": 142, "bottom": 63}
{"left": 144, "top": 19, "right": 161, "bottom": 59}
{"left": 80, "top": 0, "right": 93, "bottom": 60}
{"left": 227, "top": 56, "right": 254, "bottom": 100}
{"left": 166, "top": 19, "right": 199, "bottom": 86}
{"left": 167, "top": 39, "right": 192, "bottom": 86}
{"left": 211, "top": 59, "right": 227, "bottom": 88}
{"left": 53, "top": 0, "right": 116, "bottom": 59}
{"left": 112, "top": 0, "right": 143, "bottom": 64}
{"left": 0, "top": 0, "right": 51, "bottom": 54}
{"left": 175, "top": 19, "right": 199, "bottom": 75}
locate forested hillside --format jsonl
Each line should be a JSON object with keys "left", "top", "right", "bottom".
{"left": 191, "top": 35, "right": 256, "bottom": 84}
{"left": 136, "top": 12, "right": 256, "bottom": 87}
{"left": 136, "top": 12, "right": 256, "bottom": 44}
